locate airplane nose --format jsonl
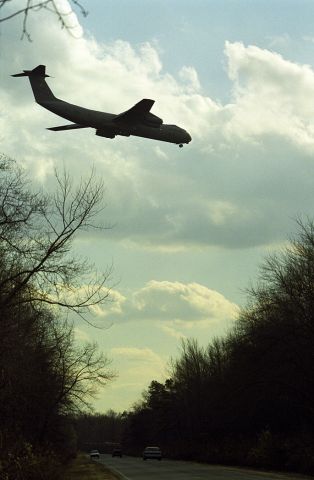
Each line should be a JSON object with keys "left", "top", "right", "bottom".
{"left": 185, "top": 131, "right": 192, "bottom": 143}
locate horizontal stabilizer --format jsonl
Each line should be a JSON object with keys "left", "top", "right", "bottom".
{"left": 47, "top": 123, "right": 89, "bottom": 131}
{"left": 12, "top": 72, "right": 29, "bottom": 77}
{"left": 12, "top": 65, "right": 49, "bottom": 78}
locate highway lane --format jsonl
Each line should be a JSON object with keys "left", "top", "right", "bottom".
{"left": 97, "top": 455, "right": 312, "bottom": 480}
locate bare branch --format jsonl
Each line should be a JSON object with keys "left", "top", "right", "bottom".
{"left": 0, "top": 157, "right": 113, "bottom": 323}
{"left": 0, "top": 0, "right": 88, "bottom": 41}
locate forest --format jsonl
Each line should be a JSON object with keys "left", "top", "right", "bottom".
{"left": 75, "top": 218, "right": 314, "bottom": 476}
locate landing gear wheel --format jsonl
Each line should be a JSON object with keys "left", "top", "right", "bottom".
{"left": 179, "top": 143, "right": 183, "bottom": 148}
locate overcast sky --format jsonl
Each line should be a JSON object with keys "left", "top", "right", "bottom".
{"left": 1, "top": 0, "right": 314, "bottom": 411}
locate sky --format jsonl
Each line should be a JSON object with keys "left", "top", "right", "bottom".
{"left": 1, "top": 0, "right": 314, "bottom": 412}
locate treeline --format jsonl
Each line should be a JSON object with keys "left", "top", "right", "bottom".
{"left": 0, "top": 156, "right": 114, "bottom": 479}
{"left": 124, "top": 219, "right": 314, "bottom": 474}
{"left": 76, "top": 219, "right": 314, "bottom": 475}
{"left": 75, "top": 411, "right": 127, "bottom": 452}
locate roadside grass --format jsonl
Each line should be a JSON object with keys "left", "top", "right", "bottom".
{"left": 62, "top": 453, "right": 118, "bottom": 480}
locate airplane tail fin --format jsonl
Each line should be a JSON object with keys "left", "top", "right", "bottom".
{"left": 12, "top": 65, "right": 56, "bottom": 104}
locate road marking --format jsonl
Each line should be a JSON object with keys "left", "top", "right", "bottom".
{"left": 106, "top": 464, "right": 132, "bottom": 480}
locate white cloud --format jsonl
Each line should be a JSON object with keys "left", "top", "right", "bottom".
{"left": 224, "top": 41, "right": 314, "bottom": 148}
{"left": 207, "top": 200, "right": 238, "bottom": 225}
{"left": 154, "top": 145, "right": 169, "bottom": 160}
{"left": 90, "top": 289, "right": 126, "bottom": 319}
{"left": 159, "top": 324, "right": 187, "bottom": 340}
{"left": 2, "top": 8, "right": 314, "bottom": 254}
{"left": 97, "top": 280, "right": 239, "bottom": 335}
{"left": 179, "top": 66, "right": 201, "bottom": 92}
{"left": 111, "top": 346, "right": 164, "bottom": 365}
{"left": 53, "top": 0, "right": 84, "bottom": 38}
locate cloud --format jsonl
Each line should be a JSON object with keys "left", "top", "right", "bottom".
{"left": 96, "top": 280, "right": 239, "bottom": 335}
{"left": 90, "top": 289, "right": 126, "bottom": 319}
{"left": 2, "top": 6, "right": 314, "bottom": 253}
{"left": 111, "top": 346, "right": 164, "bottom": 366}
{"left": 224, "top": 41, "right": 314, "bottom": 148}
{"left": 179, "top": 66, "right": 201, "bottom": 92}
{"left": 159, "top": 324, "right": 187, "bottom": 340}
{"left": 133, "top": 280, "right": 238, "bottom": 320}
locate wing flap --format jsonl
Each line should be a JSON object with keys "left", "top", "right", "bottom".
{"left": 47, "top": 123, "right": 89, "bottom": 131}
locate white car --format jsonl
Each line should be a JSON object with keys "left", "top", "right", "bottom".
{"left": 142, "top": 446, "right": 162, "bottom": 460}
{"left": 90, "top": 449, "right": 100, "bottom": 459}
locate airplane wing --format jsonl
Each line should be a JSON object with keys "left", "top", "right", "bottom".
{"left": 115, "top": 99, "right": 155, "bottom": 123}
{"left": 47, "top": 123, "right": 89, "bottom": 131}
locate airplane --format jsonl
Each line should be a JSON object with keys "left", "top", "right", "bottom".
{"left": 12, "top": 65, "right": 192, "bottom": 147}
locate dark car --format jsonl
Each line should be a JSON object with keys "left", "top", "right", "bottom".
{"left": 142, "top": 446, "right": 162, "bottom": 460}
{"left": 90, "top": 449, "right": 100, "bottom": 459}
{"left": 112, "top": 448, "right": 122, "bottom": 457}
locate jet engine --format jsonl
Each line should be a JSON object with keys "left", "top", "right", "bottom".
{"left": 96, "top": 128, "right": 116, "bottom": 138}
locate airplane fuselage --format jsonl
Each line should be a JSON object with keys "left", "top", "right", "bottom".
{"left": 41, "top": 98, "right": 191, "bottom": 144}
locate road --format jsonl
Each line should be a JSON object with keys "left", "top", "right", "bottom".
{"left": 97, "top": 455, "right": 312, "bottom": 480}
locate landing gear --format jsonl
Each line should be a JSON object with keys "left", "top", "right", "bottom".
{"left": 179, "top": 143, "right": 183, "bottom": 148}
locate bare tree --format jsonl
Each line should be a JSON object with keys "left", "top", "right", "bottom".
{"left": 55, "top": 338, "right": 115, "bottom": 412}
{"left": 37, "top": 318, "right": 116, "bottom": 441}
{"left": 0, "top": 156, "right": 112, "bottom": 321}
{"left": 0, "top": 0, "right": 88, "bottom": 40}
{"left": 0, "top": 301, "right": 115, "bottom": 473}
{"left": 0, "top": 157, "right": 116, "bottom": 475}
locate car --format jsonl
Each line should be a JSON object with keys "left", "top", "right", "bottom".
{"left": 142, "top": 446, "right": 162, "bottom": 460}
{"left": 112, "top": 447, "right": 122, "bottom": 457}
{"left": 89, "top": 449, "right": 100, "bottom": 459}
